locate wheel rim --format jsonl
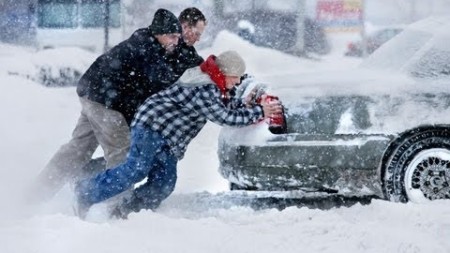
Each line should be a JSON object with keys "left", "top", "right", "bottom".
{"left": 405, "top": 148, "right": 450, "bottom": 203}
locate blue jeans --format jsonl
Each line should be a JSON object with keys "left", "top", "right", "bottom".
{"left": 76, "top": 126, "right": 177, "bottom": 211}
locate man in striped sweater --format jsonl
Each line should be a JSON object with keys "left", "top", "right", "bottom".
{"left": 75, "top": 51, "right": 282, "bottom": 219}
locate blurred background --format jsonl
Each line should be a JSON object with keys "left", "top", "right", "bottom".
{"left": 1, "top": 0, "right": 449, "bottom": 57}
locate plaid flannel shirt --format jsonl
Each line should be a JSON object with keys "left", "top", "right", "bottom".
{"left": 132, "top": 67, "right": 264, "bottom": 159}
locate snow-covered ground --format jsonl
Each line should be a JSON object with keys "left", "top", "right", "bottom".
{"left": 0, "top": 31, "right": 449, "bottom": 253}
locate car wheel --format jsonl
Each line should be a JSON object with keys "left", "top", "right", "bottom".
{"left": 382, "top": 127, "right": 450, "bottom": 203}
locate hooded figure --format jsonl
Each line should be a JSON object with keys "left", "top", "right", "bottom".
{"left": 149, "top": 8, "right": 182, "bottom": 35}
{"left": 77, "top": 8, "right": 196, "bottom": 125}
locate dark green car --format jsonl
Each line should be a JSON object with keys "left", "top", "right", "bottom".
{"left": 218, "top": 16, "right": 450, "bottom": 203}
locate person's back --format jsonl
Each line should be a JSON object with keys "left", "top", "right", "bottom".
{"left": 133, "top": 55, "right": 259, "bottom": 159}
{"left": 77, "top": 27, "right": 179, "bottom": 124}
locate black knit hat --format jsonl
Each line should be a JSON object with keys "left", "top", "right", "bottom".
{"left": 149, "top": 9, "right": 182, "bottom": 35}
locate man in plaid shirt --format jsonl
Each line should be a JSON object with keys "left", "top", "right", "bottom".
{"left": 75, "top": 51, "right": 282, "bottom": 219}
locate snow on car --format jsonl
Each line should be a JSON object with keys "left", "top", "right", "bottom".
{"left": 218, "top": 15, "right": 450, "bottom": 203}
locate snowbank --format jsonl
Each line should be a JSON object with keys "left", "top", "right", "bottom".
{"left": 0, "top": 45, "right": 96, "bottom": 87}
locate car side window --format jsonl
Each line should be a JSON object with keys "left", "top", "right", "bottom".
{"left": 361, "top": 30, "right": 431, "bottom": 71}
{"left": 410, "top": 49, "right": 450, "bottom": 78}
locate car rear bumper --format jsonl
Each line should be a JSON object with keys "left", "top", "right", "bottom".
{"left": 219, "top": 133, "right": 393, "bottom": 196}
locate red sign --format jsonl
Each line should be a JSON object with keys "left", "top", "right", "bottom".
{"left": 316, "top": 0, "right": 363, "bottom": 30}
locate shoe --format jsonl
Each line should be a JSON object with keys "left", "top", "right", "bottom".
{"left": 109, "top": 204, "right": 129, "bottom": 220}
{"left": 73, "top": 182, "right": 92, "bottom": 219}
{"left": 107, "top": 193, "right": 140, "bottom": 220}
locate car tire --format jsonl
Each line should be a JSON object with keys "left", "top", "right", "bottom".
{"left": 230, "top": 182, "right": 258, "bottom": 191}
{"left": 230, "top": 183, "right": 243, "bottom": 191}
{"left": 382, "top": 126, "right": 450, "bottom": 203}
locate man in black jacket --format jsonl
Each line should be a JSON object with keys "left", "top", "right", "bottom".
{"left": 34, "top": 8, "right": 206, "bottom": 201}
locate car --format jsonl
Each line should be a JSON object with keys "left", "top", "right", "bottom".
{"left": 344, "top": 27, "right": 403, "bottom": 57}
{"left": 235, "top": 15, "right": 331, "bottom": 55}
{"left": 215, "top": 8, "right": 330, "bottom": 55}
{"left": 218, "top": 16, "right": 450, "bottom": 203}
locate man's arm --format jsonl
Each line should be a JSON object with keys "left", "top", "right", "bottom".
{"left": 190, "top": 85, "right": 264, "bottom": 126}
{"left": 172, "top": 42, "right": 204, "bottom": 77}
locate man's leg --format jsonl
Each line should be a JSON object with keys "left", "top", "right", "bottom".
{"left": 112, "top": 150, "right": 178, "bottom": 217}
{"left": 75, "top": 127, "right": 167, "bottom": 207}
{"left": 81, "top": 97, "right": 130, "bottom": 169}
{"left": 34, "top": 102, "right": 99, "bottom": 201}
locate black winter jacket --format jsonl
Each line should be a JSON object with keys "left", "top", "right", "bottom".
{"left": 77, "top": 27, "right": 203, "bottom": 125}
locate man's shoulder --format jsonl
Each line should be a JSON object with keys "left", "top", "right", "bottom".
{"left": 178, "top": 41, "right": 196, "bottom": 52}
{"left": 177, "top": 67, "right": 211, "bottom": 87}
{"left": 178, "top": 41, "right": 204, "bottom": 63}
{"left": 116, "top": 28, "right": 158, "bottom": 51}
{"left": 129, "top": 27, "right": 153, "bottom": 41}
{"left": 114, "top": 28, "right": 165, "bottom": 60}
{"left": 107, "top": 28, "right": 154, "bottom": 52}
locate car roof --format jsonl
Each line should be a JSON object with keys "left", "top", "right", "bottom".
{"left": 254, "top": 16, "right": 450, "bottom": 99}
{"left": 361, "top": 15, "right": 450, "bottom": 72}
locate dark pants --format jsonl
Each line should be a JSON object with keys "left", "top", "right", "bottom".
{"left": 76, "top": 126, "right": 177, "bottom": 213}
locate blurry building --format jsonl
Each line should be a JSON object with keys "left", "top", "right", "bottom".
{"left": 0, "top": 0, "right": 123, "bottom": 51}
{"left": 1, "top": 0, "right": 449, "bottom": 53}
{"left": 35, "top": 0, "right": 122, "bottom": 52}
{"left": 0, "top": 0, "right": 36, "bottom": 45}
{"left": 211, "top": 0, "right": 330, "bottom": 55}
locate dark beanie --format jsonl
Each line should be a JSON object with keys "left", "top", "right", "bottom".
{"left": 149, "top": 9, "right": 182, "bottom": 35}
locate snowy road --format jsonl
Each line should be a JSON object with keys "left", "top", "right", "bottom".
{"left": 1, "top": 33, "right": 449, "bottom": 253}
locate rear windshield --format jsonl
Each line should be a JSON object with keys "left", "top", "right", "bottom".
{"left": 360, "top": 30, "right": 432, "bottom": 72}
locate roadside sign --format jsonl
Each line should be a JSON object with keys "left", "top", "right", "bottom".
{"left": 316, "top": 0, "right": 363, "bottom": 31}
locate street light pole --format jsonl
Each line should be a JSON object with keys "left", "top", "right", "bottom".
{"left": 360, "top": 0, "right": 367, "bottom": 58}
{"left": 104, "top": 0, "right": 110, "bottom": 53}
{"left": 294, "top": 0, "right": 306, "bottom": 56}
